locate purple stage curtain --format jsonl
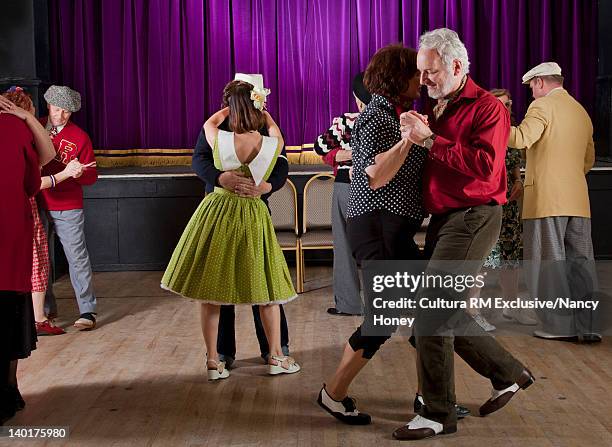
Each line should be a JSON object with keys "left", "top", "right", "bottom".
{"left": 49, "top": 0, "right": 598, "bottom": 155}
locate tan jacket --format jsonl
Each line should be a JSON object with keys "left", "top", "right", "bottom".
{"left": 509, "top": 88, "right": 595, "bottom": 219}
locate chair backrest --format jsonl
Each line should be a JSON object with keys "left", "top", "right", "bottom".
{"left": 268, "top": 178, "right": 298, "bottom": 234}
{"left": 303, "top": 173, "right": 335, "bottom": 233}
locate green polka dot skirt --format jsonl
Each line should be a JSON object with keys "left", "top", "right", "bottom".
{"left": 161, "top": 191, "right": 297, "bottom": 305}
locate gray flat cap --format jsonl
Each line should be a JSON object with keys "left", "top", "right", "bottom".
{"left": 44, "top": 85, "right": 81, "bottom": 112}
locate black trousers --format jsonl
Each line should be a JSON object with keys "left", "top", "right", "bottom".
{"left": 416, "top": 205, "right": 525, "bottom": 427}
{"left": 217, "top": 304, "right": 289, "bottom": 359}
{"left": 345, "top": 210, "right": 422, "bottom": 359}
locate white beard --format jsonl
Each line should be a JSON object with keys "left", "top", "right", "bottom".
{"left": 427, "top": 75, "right": 457, "bottom": 99}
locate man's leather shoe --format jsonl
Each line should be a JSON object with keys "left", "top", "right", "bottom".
{"left": 393, "top": 415, "right": 456, "bottom": 440}
{"left": 533, "top": 330, "right": 577, "bottom": 341}
{"left": 413, "top": 393, "right": 470, "bottom": 419}
{"left": 479, "top": 369, "right": 535, "bottom": 416}
{"left": 327, "top": 307, "right": 360, "bottom": 316}
{"left": 456, "top": 404, "right": 470, "bottom": 419}
{"left": 580, "top": 333, "right": 602, "bottom": 343}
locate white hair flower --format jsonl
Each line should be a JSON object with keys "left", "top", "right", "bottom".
{"left": 250, "top": 87, "right": 270, "bottom": 110}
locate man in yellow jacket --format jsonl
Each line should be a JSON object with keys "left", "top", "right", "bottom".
{"left": 509, "top": 62, "right": 599, "bottom": 342}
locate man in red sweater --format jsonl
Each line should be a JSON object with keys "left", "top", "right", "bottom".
{"left": 39, "top": 85, "right": 99, "bottom": 330}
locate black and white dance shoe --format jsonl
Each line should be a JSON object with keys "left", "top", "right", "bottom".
{"left": 414, "top": 393, "right": 470, "bottom": 419}
{"left": 479, "top": 369, "right": 535, "bottom": 416}
{"left": 317, "top": 385, "right": 371, "bottom": 425}
{"left": 393, "top": 415, "right": 457, "bottom": 441}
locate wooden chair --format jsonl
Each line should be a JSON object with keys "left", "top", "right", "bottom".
{"left": 268, "top": 179, "right": 303, "bottom": 293}
{"left": 300, "top": 173, "right": 335, "bottom": 292}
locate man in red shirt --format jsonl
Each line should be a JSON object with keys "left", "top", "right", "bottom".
{"left": 39, "top": 85, "right": 99, "bottom": 330}
{"left": 394, "top": 29, "right": 533, "bottom": 440}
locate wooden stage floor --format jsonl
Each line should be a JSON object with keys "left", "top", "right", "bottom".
{"left": 7, "top": 269, "right": 612, "bottom": 446}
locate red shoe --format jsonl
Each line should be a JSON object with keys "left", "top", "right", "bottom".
{"left": 36, "top": 320, "right": 66, "bottom": 336}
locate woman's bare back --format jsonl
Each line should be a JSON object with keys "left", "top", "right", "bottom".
{"left": 233, "top": 131, "right": 264, "bottom": 164}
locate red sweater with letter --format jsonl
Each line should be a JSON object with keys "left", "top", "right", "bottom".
{"left": 39, "top": 118, "right": 98, "bottom": 210}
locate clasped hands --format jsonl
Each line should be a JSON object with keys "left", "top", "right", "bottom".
{"left": 218, "top": 171, "right": 272, "bottom": 197}
{"left": 399, "top": 111, "right": 433, "bottom": 146}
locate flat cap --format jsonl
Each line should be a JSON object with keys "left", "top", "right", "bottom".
{"left": 522, "top": 62, "right": 562, "bottom": 84}
{"left": 44, "top": 85, "right": 81, "bottom": 112}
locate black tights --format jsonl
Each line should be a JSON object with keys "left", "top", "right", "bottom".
{"left": 8, "top": 360, "right": 17, "bottom": 387}
{"left": 0, "top": 358, "right": 17, "bottom": 389}
{"left": 345, "top": 211, "right": 422, "bottom": 359}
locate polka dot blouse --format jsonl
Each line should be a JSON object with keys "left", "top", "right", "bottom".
{"left": 346, "top": 94, "right": 427, "bottom": 220}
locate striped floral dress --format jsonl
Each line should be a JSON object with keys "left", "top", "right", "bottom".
{"left": 30, "top": 197, "right": 49, "bottom": 292}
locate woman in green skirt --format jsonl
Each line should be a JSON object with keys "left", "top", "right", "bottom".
{"left": 162, "top": 79, "right": 300, "bottom": 380}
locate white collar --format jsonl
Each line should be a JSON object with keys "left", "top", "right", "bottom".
{"left": 248, "top": 136, "right": 278, "bottom": 186}
{"left": 216, "top": 130, "right": 278, "bottom": 186}
{"left": 46, "top": 121, "right": 66, "bottom": 133}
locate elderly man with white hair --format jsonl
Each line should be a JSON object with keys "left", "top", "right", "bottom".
{"left": 392, "top": 28, "right": 533, "bottom": 440}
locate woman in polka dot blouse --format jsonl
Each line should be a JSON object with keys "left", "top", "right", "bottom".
{"left": 318, "top": 44, "right": 428, "bottom": 424}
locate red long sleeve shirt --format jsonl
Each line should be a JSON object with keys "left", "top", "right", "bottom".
{"left": 39, "top": 118, "right": 98, "bottom": 211}
{"left": 423, "top": 77, "right": 509, "bottom": 215}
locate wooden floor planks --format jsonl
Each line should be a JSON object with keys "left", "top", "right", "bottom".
{"left": 5, "top": 269, "right": 612, "bottom": 446}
